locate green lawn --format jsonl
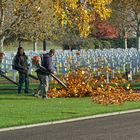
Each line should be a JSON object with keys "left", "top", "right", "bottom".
{"left": 0, "top": 88, "right": 140, "bottom": 128}
{"left": 0, "top": 83, "right": 140, "bottom": 128}
{"left": 130, "top": 82, "right": 140, "bottom": 90}
{"left": 4, "top": 41, "right": 62, "bottom": 52}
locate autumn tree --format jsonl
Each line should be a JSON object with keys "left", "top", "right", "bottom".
{"left": 54, "top": 0, "right": 112, "bottom": 38}
{"left": 109, "top": 0, "right": 140, "bottom": 49}
{"left": 0, "top": 0, "right": 60, "bottom": 52}
{"left": 16, "top": 0, "right": 62, "bottom": 41}
{"left": 0, "top": 0, "right": 39, "bottom": 52}
{"left": 0, "top": 0, "right": 113, "bottom": 52}
{"left": 90, "top": 21, "right": 119, "bottom": 39}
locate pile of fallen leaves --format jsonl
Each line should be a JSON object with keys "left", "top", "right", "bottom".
{"left": 48, "top": 67, "right": 140, "bottom": 105}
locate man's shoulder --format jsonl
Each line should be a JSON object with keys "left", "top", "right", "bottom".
{"left": 43, "top": 53, "right": 49, "bottom": 57}
{"left": 14, "top": 55, "right": 19, "bottom": 59}
{"left": 24, "top": 55, "right": 28, "bottom": 59}
{"left": 43, "top": 53, "right": 51, "bottom": 60}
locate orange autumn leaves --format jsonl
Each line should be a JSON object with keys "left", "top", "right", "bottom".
{"left": 48, "top": 67, "right": 140, "bottom": 105}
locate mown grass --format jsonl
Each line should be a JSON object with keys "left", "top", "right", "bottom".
{"left": 4, "top": 41, "right": 62, "bottom": 52}
{"left": 0, "top": 83, "right": 140, "bottom": 128}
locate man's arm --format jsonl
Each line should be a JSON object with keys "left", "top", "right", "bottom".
{"left": 47, "top": 58, "right": 54, "bottom": 73}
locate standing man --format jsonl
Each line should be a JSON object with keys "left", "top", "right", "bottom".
{"left": 13, "top": 47, "right": 29, "bottom": 94}
{"left": 35, "top": 49, "right": 55, "bottom": 99}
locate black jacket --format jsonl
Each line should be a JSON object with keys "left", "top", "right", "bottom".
{"left": 13, "top": 54, "right": 28, "bottom": 70}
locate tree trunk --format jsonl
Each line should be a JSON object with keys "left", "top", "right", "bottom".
{"left": 33, "top": 38, "right": 37, "bottom": 52}
{"left": 124, "top": 31, "right": 128, "bottom": 49}
{"left": 0, "top": 36, "right": 5, "bottom": 52}
{"left": 0, "top": 0, "right": 5, "bottom": 52}
{"left": 137, "top": 23, "right": 140, "bottom": 50}
{"left": 43, "top": 38, "right": 47, "bottom": 51}
{"left": 136, "top": 12, "right": 140, "bottom": 50}
{"left": 33, "top": 32, "right": 37, "bottom": 52}
{"left": 124, "top": 38, "right": 128, "bottom": 49}
{"left": 138, "top": 35, "right": 140, "bottom": 51}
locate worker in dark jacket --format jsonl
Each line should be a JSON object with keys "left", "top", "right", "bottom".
{"left": 35, "top": 49, "right": 55, "bottom": 99}
{"left": 14, "top": 47, "right": 29, "bottom": 94}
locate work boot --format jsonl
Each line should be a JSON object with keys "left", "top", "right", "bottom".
{"left": 42, "top": 95, "right": 46, "bottom": 99}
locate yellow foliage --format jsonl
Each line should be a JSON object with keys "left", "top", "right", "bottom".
{"left": 53, "top": 0, "right": 112, "bottom": 37}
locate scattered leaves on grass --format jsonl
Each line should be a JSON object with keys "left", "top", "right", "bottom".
{"left": 48, "top": 67, "right": 140, "bottom": 105}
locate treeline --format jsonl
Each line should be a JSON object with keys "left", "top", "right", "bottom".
{"left": 62, "top": 38, "right": 137, "bottom": 50}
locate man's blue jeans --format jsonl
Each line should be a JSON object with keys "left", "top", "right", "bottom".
{"left": 18, "top": 72, "right": 29, "bottom": 93}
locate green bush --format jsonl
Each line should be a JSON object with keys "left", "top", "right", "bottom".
{"left": 102, "top": 38, "right": 137, "bottom": 49}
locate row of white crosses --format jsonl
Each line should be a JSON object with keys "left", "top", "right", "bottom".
{"left": 53, "top": 48, "right": 140, "bottom": 82}
{"left": 1, "top": 48, "right": 140, "bottom": 82}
